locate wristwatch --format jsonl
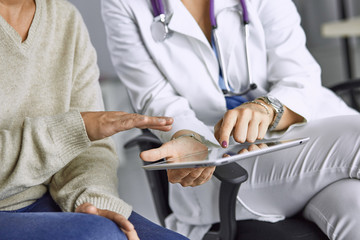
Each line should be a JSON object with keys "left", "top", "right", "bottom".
{"left": 257, "top": 96, "right": 284, "bottom": 131}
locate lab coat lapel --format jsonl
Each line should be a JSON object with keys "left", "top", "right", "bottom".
{"left": 166, "top": 0, "right": 208, "bottom": 45}
{"left": 165, "top": 0, "right": 243, "bottom": 90}
{"left": 165, "top": 0, "right": 220, "bottom": 88}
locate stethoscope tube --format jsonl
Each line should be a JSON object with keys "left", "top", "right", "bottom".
{"left": 239, "top": 0, "right": 250, "bottom": 24}
{"left": 151, "top": 0, "right": 164, "bottom": 16}
{"left": 151, "top": 0, "right": 257, "bottom": 96}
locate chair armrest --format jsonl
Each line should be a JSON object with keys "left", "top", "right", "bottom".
{"left": 329, "top": 78, "right": 360, "bottom": 111}
{"left": 124, "top": 129, "right": 162, "bottom": 150}
{"left": 214, "top": 162, "right": 248, "bottom": 184}
{"left": 329, "top": 78, "right": 360, "bottom": 92}
{"left": 204, "top": 163, "right": 248, "bottom": 240}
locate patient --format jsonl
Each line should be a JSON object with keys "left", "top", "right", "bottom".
{"left": 0, "top": 0, "right": 188, "bottom": 239}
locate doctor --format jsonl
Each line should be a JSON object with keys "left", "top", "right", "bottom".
{"left": 102, "top": 0, "right": 360, "bottom": 239}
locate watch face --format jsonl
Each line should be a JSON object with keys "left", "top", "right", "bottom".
{"left": 265, "top": 96, "right": 283, "bottom": 112}
{"left": 267, "top": 96, "right": 281, "bottom": 107}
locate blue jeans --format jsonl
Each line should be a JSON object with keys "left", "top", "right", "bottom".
{"left": 0, "top": 193, "right": 188, "bottom": 240}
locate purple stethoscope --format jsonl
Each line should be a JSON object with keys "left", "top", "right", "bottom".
{"left": 150, "top": 0, "right": 257, "bottom": 96}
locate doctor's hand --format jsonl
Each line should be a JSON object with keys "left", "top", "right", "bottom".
{"left": 214, "top": 101, "right": 273, "bottom": 147}
{"left": 81, "top": 111, "right": 173, "bottom": 141}
{"left": 140, "top": 130, "right": 216, "bottom": 187}
{"left": 76, "top": 203, "right": 139, "bottom": 240}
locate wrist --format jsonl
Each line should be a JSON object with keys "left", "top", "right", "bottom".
{"left": 171, "top": 130, "right": 206, "bottom": 144}
{"left": 256, "top": 96, "right": 284, "bottom": 130}
{"left": 242, "top": 100, "right": 271, "bottom": 116}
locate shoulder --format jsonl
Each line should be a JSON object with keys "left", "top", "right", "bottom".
{"left": 249, "top": 0, "right": 298, "bottom": 11}
{"left": 45, "top": 0, "right": 78, "bottom": 14}
{"left": 38, "top": 0, "right": 95, "bottom": 60}
{"left": 42, "top": 0, "right": 83, "bottom": 25}
{"left": 249, "top": 0, "right": 300, "bottom": 27}
{"left": 40, "top": 0, "right": 90, "bottom": 40}
{"left": 101, "top": 0, "right": 150, "bottom": 16}
{"left": 101, "top": 0, "right": 147, "bottom": 8}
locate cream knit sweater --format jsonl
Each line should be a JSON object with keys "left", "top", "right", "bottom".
{"left": 0, "top": 0, "right": 132, "bottom": 218}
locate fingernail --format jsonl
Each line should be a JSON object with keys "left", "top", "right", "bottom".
{"left": 221, "top": 141, "right": 228, "bottom": 148}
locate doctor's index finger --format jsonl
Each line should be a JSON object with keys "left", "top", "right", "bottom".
{"left": 218, "top": 110, "right": 238, "bottom": 147}
{"left": 214, "top": 119, "right": 222, "bottom": 143}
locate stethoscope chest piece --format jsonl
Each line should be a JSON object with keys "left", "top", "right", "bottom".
{"left": 151, "top": 14, "right": 169, "bottom": 42}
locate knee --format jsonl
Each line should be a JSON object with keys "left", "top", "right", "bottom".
{"left": 69, "top": 213, "right": 126, "bottom": 240}
{"left": 303, "top": 179, "right": 360, "bottom": 240}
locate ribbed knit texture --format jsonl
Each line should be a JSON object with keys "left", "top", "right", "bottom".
{"left": 0, "top": 0, "right": 132, "bottom": 217}
{"left": 75, "top": 195, "right": 133, "bottom": 219}
{"left": 43, "top": 111, "right": 91, "bottom": 164}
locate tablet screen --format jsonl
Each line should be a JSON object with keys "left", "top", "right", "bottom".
{"left": 143, "top": 137, "right": 309, "bottom": 170}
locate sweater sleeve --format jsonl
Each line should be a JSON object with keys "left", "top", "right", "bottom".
{"left": 0, "top": 111, "right": 90, "bottom": 200}
{"left": 49, "top": 5, "right": 132, "bottom": 218}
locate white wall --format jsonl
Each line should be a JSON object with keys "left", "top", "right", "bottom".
{"left": 69, "top": 0, "right": 117, "bottom": 78}
{"left": 294, "top": 0, "right": 359, "bottom": 48}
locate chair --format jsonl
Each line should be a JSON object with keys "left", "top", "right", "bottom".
{"left": 124, "top": 80, "right": 360, "bottom": 240}
{"left": 330, "top": 79, "right": 360, "bottom": 111}
{"left": 125, "top": 131, "right": 328, "bottom": 240}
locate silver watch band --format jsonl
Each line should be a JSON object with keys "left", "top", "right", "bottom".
{"left": 257, "top": 96, "right": 284, "bottom": 131}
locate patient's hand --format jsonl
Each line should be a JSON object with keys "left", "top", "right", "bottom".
{"left": 76, "top": 203, "right": 139, "bottom": 240}
{"left": 81, "top": 111, "right": 173, "bottom": 141}
{"left": 140, "top": 131, "right": 215, "bottom": 187}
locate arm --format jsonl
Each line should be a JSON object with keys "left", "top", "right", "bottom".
{"left": 258, "top": 0, "right": 322, "bottom": 120}
{"left": 0, "top": 112, "right": 90, "bottom": 201}
{"left": 214, "top": 101, "right": 304, "bottom": 145}
{"left": 46, "top": 6, "right": 126, "bottom": 215}
{"left": 47, "top": 7, "right": 149, "bottom": 239}
{"left": 255, "top": 0, "right": 322, "bottom": 119}
{"left": 214, "top": 0, "right": 315, "bottom": 145}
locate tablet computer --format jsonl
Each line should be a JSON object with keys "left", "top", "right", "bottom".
{"left": 142, "top": 137, "right": 309, "bottom": 170}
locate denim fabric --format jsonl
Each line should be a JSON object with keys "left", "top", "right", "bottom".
{"left": 0, "top": 193, "right": 188, "bottom": 240}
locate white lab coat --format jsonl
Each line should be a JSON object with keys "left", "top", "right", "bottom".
{"left": 102, "top": 0, "right": 355, "bottom": 144}
{"left": 102, "top": 0, "right": 358, "bottom": 238}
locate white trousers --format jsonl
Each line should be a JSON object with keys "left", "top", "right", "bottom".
{"left": 236, "top": 115, "right": 360, "bottom": 239}
{"left": 167, "top": 115, "right": 360, "bottom": 240}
